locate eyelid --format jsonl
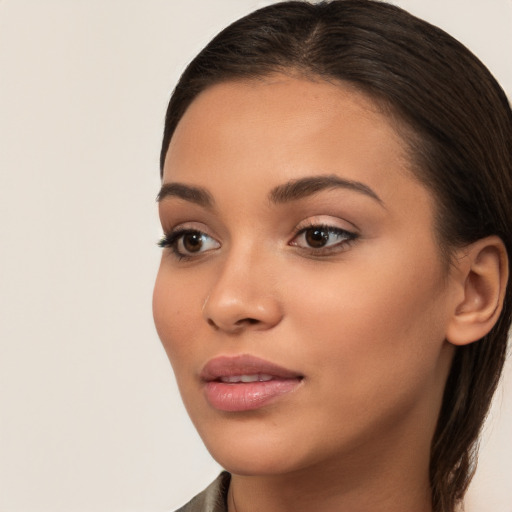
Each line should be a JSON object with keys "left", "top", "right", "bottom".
{"left": 160, "top": 221, "right": 219, "bottom": 242}
{"left": 158, "top": 223, "right": 221, "bottom": 259}
{"left": 294, "top": 215, "right": 359, "bottom": 234}
{"left": 290, "top": 224, "right": 357, "bottom": 245}
{"left": 289, "top": 216, "right": 360, "bottom": 254}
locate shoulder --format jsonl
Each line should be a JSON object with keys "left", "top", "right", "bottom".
{"left": 174, "top": 472, "right": 231, "bottom": 512}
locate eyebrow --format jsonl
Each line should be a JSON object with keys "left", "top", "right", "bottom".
{"left": 157, "top": 174, "right": 384, "bottom": 209}
{"left": 269, "top": 175, "right": 384, "bottom": 206}
{"left": 156, "top": 182, "right": 214, "bottom": 208}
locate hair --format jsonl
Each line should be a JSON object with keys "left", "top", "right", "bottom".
{"left": 159, "top": 1, "right": 512, "bottom": 510}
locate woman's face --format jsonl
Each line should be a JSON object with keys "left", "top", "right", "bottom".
{"left": 154, "top": 76, "right": 457, "bottom": 477}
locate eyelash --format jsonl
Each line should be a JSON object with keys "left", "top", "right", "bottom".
{"left": 290, "top": 224, "right": 358, "bottom": 255}
{"left": 158, "top": 224, "right": 359, "bottom": 260}
{"left": 158, "top": 229, "right": 219, "bottom": 261}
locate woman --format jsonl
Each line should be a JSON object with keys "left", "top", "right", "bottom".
{"left": 153, "top": 1, "right": 512, "bottom": 511}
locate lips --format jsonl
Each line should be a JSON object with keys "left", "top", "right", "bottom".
{"left": 200, "top": 354, "right": 303, "bottom": 412}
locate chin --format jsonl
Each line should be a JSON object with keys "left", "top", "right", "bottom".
{"left": 197, "top": 421, "right": 312, "bottom": 476}
{"left": 210, "top": 448, "right": 302, "bottom": 477}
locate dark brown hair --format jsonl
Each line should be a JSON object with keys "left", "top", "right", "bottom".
{"left": 160, "top": 1, "right": 512, "bottom": 510}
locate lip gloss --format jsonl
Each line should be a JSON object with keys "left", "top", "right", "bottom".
{"left": 204, "top": 378, "right": 301, "bottom": 412}
{"left": 200, "top": 354, "right": 303, "bottom": 412}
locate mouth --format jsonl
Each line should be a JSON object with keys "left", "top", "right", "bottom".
{"left": 218, "top": 374, "right": 274, "bottom": 383}
{"left": 200, "top": 354, "right": 304, "bottom": 412}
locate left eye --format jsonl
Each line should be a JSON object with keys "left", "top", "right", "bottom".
{"left": 159, "top": 229, "right": 220, "bottom": 258}
{"left": 290, "top": 225, "right": 356, "bottom": 250}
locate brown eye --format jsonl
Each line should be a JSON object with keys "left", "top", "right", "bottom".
{"left": 304, "top": 228, "right": 329, "bottom": 248}
{"left": 182, "top": 232, "right": 204, "bottom": 252}
{"left": 158, "top": 229, "right": 221, "bottom": 258}
{"left": 290, "top": 224, "right": 357, "bottom": 252}
{"left": 176, "top": 230, "right": 220, "bottom": 256}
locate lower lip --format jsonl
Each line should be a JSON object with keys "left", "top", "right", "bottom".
{"left": 204, "top": 378, "right": 302, "bottom": 412}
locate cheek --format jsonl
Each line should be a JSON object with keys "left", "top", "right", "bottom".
{"left": 283, "top": 249, "right": 450, "bottom": 394}
{"left": 279, "top": 267, "right": 449, "bottom": 449}
{"left": 152, "top": 263, "right": 202, "bottom": 370}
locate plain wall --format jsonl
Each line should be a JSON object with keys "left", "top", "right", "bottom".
{"left": 0, "top": 1, "right": 511, "bottom": 511}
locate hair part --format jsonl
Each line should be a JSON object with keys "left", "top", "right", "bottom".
{"left": 160, "top": 2, "right": 512, "bottom": 510}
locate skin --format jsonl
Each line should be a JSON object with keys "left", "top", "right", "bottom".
{"left": 153, "top": 75, "right": 465, "bottom": 512}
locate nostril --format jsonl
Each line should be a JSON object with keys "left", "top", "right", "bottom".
{"left": 235, "top": 318, "right": 260, "bottom": 326}
{"left": 207, "top": 319, "right": 218, "bottom": 329}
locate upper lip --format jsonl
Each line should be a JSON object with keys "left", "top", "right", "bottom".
{"left": 200, "top": 354, "right": 303, "bottom": 382}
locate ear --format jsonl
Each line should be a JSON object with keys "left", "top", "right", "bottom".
{"left": 446, "top": 236, "right": 509, "bottom": 346}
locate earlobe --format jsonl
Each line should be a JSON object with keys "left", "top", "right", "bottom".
{"left": 446, "top": 236, "right": 509, "bottom": 346}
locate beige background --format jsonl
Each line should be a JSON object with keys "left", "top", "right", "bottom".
{"left": 0, "top": 1, "right": 511, "bottom": 511}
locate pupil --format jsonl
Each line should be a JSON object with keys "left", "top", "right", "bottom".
{"left": 183, "top": 233, "right": 203, "bottom": 252}
{"left": 306, "top": 228, "right": 328, "bottom": 248}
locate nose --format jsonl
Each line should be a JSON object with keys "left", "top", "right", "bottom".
{"left": 202, "top": 250, "right": 283, "bottom": 333}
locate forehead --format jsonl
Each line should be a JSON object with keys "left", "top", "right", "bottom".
{"left": 167, "top": 76, "right": 398, "bottom": 162}
{"left": 163, "top": 75, "right": 427, "bottom": 215}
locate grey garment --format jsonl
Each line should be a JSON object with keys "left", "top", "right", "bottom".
{"left": 175, "top": 472, "right": 231, "bottom": 512}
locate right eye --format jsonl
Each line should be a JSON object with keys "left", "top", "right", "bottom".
{"left": 158, "top": 229, "right": 220, "bottom": 259}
